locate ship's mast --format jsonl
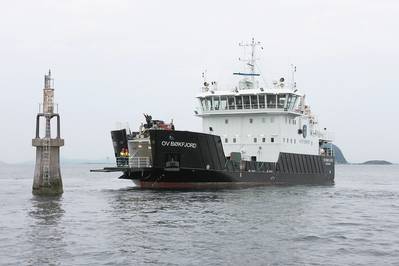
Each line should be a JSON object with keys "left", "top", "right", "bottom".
{"left": 241, "top": 38, "right": 261, "bottom": 74}
{"left": 234, "top": 38, "right": 261, "bottom": 86}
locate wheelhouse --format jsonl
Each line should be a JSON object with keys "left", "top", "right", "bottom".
{"left": 197, "top": 91, "right": 302, "bottom": 114}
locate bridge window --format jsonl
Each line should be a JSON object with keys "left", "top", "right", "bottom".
{"left": 249, "top": 118, "right": 253, "bottom": 124}
{"left": 287, "top": 94, "right": 297, "bottom": 110}
{"left": 243, "top": 95, "right": 250, "bottom": 109}
{"left": 228, "top": 96, "right": 235, "bottom": 109}
{"left": 293, "top": 96, "right": 300, "bottom": 110}
{"left": 277, "top": 94, "right": 286, "bottom": 108}
{"left": 259, "top": 94, "right": 265, "bottom": 108}
{"left": 233, "top": 138, "right": 236, "bottom": 143}
{"left": 206, "top": 97, "right": 213, "bottom": 110}
{"left": 292, "top": 95, "right": 298, "bottom": 109}
{"left": 235, "top": 96, "right": 243, "bottom": 109}
{"left": 200, "top": 99, "right": 206, "bottom": 111}
{"left": 253, "top": 138, "right": 257, "bottom": 143}
{"left": 267, "top": 94, "right": 276, "bottom": 108}
{"left": 213, "top": 96, "right": 220, "bottom": 110}
{"left": 262, "top": 137, "right": 266, "bottom": 142}
{"left": 271, "top": 137, "right": 275, "bottom": 143}
{"left": 225, "top": 138, "right": 228, "bottom": 143}
{"left": 251, "top": 95, "right": 258, "bottom": 109}
{"left": 220, "top": 96, "right": 228, "bottom": 110}
{"left": 225, "top": 119, "right": 228, "bottom": 124}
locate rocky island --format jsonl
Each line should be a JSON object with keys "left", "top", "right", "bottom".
{"left": 361, "top": 160, "right": 393, "bottom": 165}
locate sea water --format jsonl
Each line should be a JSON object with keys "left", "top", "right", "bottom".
{"left": 0, "top": 164, "right": 398, "bottom": 265}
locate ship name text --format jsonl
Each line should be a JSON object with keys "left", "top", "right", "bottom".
{"left": 161, "top": 141, "right": 197, "bottom": 149}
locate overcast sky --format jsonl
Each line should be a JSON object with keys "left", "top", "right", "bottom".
{"left": 0, "top": 0, "right": 398, "bottom": 163}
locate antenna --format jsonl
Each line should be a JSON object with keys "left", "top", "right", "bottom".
{"left": 202, "top": 70, "right": 207, "bottom": 83}
{"left": 202, "top": 70, "right": 210, "bottom": 92}
{"left": 238, "top": 38, "right": 262, "bottom": 77}
{"left": 291, "top": 64, "right": 297, "bottom": 90}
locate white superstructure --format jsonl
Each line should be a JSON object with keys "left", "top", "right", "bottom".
{"left": 195, "top": 39, "right": 332, "bottom": 162}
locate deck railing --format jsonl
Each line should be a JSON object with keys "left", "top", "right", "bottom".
{"left": 129, "top": 157, "right": 151, "bottom": 168}
{"left": 116, "top": 156, "right": 151, "bottom": 168}
{"left": 116, "top": 157, "right": 129, "bottom": 167}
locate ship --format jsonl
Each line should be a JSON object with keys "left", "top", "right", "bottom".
{"left": 92, "top": 39, "right": 335, "bottom": 188}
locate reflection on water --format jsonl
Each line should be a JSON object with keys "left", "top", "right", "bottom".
{"left": 110, "top": 188, "right": 225, "bottom": 213}
{"left": 29, "top": 196, "right": 65, "bottom": 224}
{"left": 27, "top": 196, "right": 66, "bottom": 266}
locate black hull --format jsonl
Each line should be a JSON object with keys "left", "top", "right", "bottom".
{"left": 125, "top": 171, "right": 334, "bottom": 189}
{"left": 101, "top": 129, "right": 335, "bottom": 189}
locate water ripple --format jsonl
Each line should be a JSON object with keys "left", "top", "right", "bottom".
{"left": 0, "top": 164, "right": 399, "bottom": 265}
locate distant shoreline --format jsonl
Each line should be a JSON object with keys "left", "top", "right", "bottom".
{"left": 344, "top": 160, "right": 394, "bottom": 165}
{"left": 361, "top": 160, "right": 392, "bottom": 165}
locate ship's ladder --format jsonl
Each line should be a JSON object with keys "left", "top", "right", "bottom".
{"left": 42, "top": 119, "right": 51, "bottom": 186}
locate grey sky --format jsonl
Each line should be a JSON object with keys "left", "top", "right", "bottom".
{"left": 0, "top": 0, "right": 398, "bottom": 163}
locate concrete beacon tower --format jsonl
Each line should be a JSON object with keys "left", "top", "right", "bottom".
{"left": 32, "top": 70, "right": 64, "bottom": 195}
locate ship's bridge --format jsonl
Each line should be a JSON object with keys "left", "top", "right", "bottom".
{"left": 195, "top": 88, "right": 303, "bottom": 116}
{"left": 193, "top": 38, "right": 331, "bottom": 162}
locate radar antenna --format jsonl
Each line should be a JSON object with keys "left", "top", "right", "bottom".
{"left": 233, "top": 38, "right": 262, "bottom": 84}
{"left": 239, "top": 38, "right": 261, "bottom": 75}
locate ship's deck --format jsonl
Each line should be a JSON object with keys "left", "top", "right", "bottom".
{"left": 90, "top": 167, "right": 126, "bottom": 173}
